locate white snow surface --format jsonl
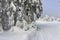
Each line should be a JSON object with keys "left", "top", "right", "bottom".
{"left": 0, "top": 21, "right": 60, "bottom": 40}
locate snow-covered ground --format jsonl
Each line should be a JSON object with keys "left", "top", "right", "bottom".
{"left": 0, "top": 21, "right": 60, "bottom": 40}
{"left": 34, "top": 21, "right": 60, "bottom": 40}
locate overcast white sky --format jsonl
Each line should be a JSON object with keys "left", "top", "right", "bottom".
{"left": 42, "top": 0, "right": 60, "bottom": 17}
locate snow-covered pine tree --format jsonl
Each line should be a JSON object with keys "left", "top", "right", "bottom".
{"left": 0, "top": 0, "right": 11, "bottom": 31}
